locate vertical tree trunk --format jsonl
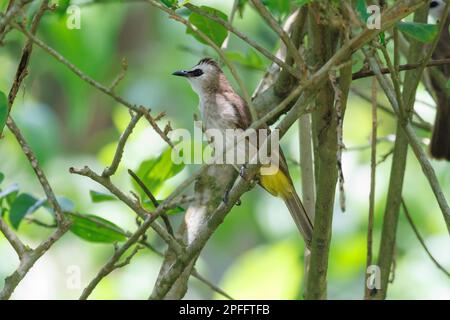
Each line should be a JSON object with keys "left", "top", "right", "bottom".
{"left": 372, "top": 6, "right": 429, "bottom": 300}
{"left": 305, "top": 5, "right": 340, "bottom": 300}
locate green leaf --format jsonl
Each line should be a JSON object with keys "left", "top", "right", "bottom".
{"left": 356, "top": 0, "right": 370, "bottom": 23}
{"left": 187, "top": 6, "right": 228, "bottom": 47}
{"left": 9, "top": 193, "right": 41, "bottom": 229}
{"left": 379, "top": 31, "right": 386, "bottom": 45}
{"left": 262, "top": 0, "right": 291, "bottom": 21}
{"left": 396, "top": 22, "right": 438, "bottom": 43}
{"left": 54, "top": 0, "right": 71, "bottom": 17}
{"left": 0, "top": 91, "right": 7, "bottom": 134}
{"left": 237, "top": 0, "right": 248, "bottom": 18}
{"left": 0, "top": 172, "right": 4, "bottom": 185}
{"left": 89, "top": 190, "right": 116, "bottom": 203}
{"left": 69, "top": 214, "right": 126, "bottom": 243}
{"left": 226, "top": 49, "right": 265, "bottom": 71}
{"left": 292, "top": 0, "right": 313, "bottom": 7}
{"left": 132, "top": 148, "right": 184, "bottom": 198}
{"left": 142, "top": 199, "right": 185, "bottom": 215}
{"left": 0, "top": 183, "right": 19, "bottom": 201}
{"left": 43, "top": 196, "right": 75, "bottom": 215}
{"left": 446, "top": 78, "right": 450, "bottom": 89}
{"left": 160, "top": 0, "right": 178, "bottom": 8}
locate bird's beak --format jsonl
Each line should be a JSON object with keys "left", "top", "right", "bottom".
{"left": 172, "top": 70, "right": 189, "bottom": 77}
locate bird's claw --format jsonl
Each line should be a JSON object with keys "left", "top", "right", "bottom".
{"left": 239, "top": 164, "right": 247, "bottom": 179}
{"left": 222, "top": 189, "right": 230, "bottom": 205}
{"left": 240, "top": 164, "right": 259, "bottom": 187}
{"left": 223, "top": 190, "right": 242, "bottom": 207}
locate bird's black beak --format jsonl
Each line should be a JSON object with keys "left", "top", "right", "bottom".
{"left": 172, "top": 70, "right": 189, "bottom": 77}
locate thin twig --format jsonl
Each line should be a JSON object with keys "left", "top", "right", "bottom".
{"left": 110, "top": 57, "right": 128, "bottom": 91}
{"left": 69, "top": 166, "right": 182, "bottom": 252}
{"left": 250, "top": 0, "right": 305, "bottom": 71}
{"left": 220, "top": 0, "right": 238, "bottom": 50}
{"left": 102, "top": 112, "right": 142, "bottom": 177}
{"left": 9, "top": 22, "right": 173, "bottom": 148}
{"left": 79, "top": 214, "right": 158, "bottom": 299}
{"left": 365, "top": 51, "right": 450, "bottom": 233}
{"left": 6, "top": 118, "right": 65, "bottom": 224}
{"left": 352, "top": 58, "right": 450, "bottom": 80}
{"left": 365, "top": 77, "right": 378, "bottom": 299}
{"left": 401, "top": 199, "right": 450, "bottom": 278}
{"left": 0, "top": 216, "right": 29, "bottom": 259}
{"left": 184, "top": 3, "right": 302, "bottom": 80}
{"left": 127, "top": 169, "right": 174, "bottom": 236}
{"left": 145, "top": 0, "right": 257, "bottom": 121}
{"left": 351, "top": 87, "right": 432, "bottom": 131}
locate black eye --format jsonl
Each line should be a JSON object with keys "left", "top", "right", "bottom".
{"left": 189, "top": 69, "right": 203, "bottom": 77}
{"left": 430, "top": 1, "right": 439, "bottom": 8}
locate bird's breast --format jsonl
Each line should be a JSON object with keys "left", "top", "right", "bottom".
{"left": 200, "top": 100, "right": 238, "bottom": 132}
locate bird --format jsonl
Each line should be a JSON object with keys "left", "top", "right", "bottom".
{"left": 428, "top": 0, "right": 450, "bottom": 161}
{"left": 172, "top": 58, "right": 314, "bottom": 246}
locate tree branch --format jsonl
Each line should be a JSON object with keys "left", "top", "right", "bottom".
{"left": 0, "top": 217, "right": 29, "bottom": 259}
{"left": 352, "top": 58, "right": 450, "bottom": 80}
{"left": 401, "top": 199, "right": 450, "bottom": 278}
{"left": 184, "top": 3, "right": 302, "bottom": 80}
{"left": 250, "top": 0, "right": 305, "bottom": 71}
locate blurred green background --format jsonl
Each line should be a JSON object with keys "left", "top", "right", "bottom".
{"left": 0, "top": 0, "right": 449, "bottom": 299}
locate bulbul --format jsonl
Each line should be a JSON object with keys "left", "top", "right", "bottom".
{"left": 428, "top": 0, "right": 450, "bottom": 161}
{"left": 173, "top": 58, "right": 313, "bottom": 246}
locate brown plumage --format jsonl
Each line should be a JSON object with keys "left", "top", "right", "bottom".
{"left": 173, "top": 58, "right": 314, "bottom": 246}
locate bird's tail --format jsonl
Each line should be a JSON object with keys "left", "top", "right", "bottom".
{"left": 430, "top": 97, "right": 450, "bottom": 161}
{"left": 284, "top": 192, "right": 314, "bottom": 247}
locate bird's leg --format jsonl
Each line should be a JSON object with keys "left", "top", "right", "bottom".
{"left": 239, "top": 164, "right": 260, "bottom": 187}
{"left": 239, "top": 164, "right": 247, "bottom": 179}
{"left": 222, "top": 189, "right": 230, "bottom": 204}
{"left": 222, "top": 170, "right": 242, "bottom": 206}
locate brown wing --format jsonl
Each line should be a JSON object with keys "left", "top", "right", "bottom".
{"left": 223, "top": 91, "right": 252, "bottom": 130}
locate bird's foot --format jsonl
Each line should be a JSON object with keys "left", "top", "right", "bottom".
{"left": 239, "top": 164, "right": 259, "bottom": 187}
{"left": 222, "top": 189, "right": 230, "bottom": 205}
{"left": 223, "top": 190, "right": 242, "bottom": 207}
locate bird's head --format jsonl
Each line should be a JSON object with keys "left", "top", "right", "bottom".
{"left": 429, "top": 0, "right": 446, "bottom": 23}
{"left": 172, "top": 58, "right": 224, "bottom": 95}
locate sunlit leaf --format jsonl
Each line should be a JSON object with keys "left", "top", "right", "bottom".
{"left": 9, "top": 193, "right": 42, "bottom": 229}
{"left": 132, "top": 148, "right": 184, "bottom": 198}
{"left": 90, "top": 190, "right": 116, "bottom": 203}
{"left": 226, "top": 49, "right": 265, "bottom": 71}
{"left": 69, "top": 214, "right": 126, "bottom": 243}
{"left": 160, "top": 0, "right": 178, "bottom": 8}
{"left": 356, "top": 0, "right": 370, "bottom": 23}
{"left": 396, "top": 22, "right": 438, "bottom": 43}
{"left": 187, "top": 6, "right": 228, "bottom": 47}
{"left": 56, "top": 0, "right": 71, "bottom": 16}
{"left": 0, "top": 91, "right": 7, "bottom": 134}
{"left": 262, "top": 0, "right": 291, "bottom": 22}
